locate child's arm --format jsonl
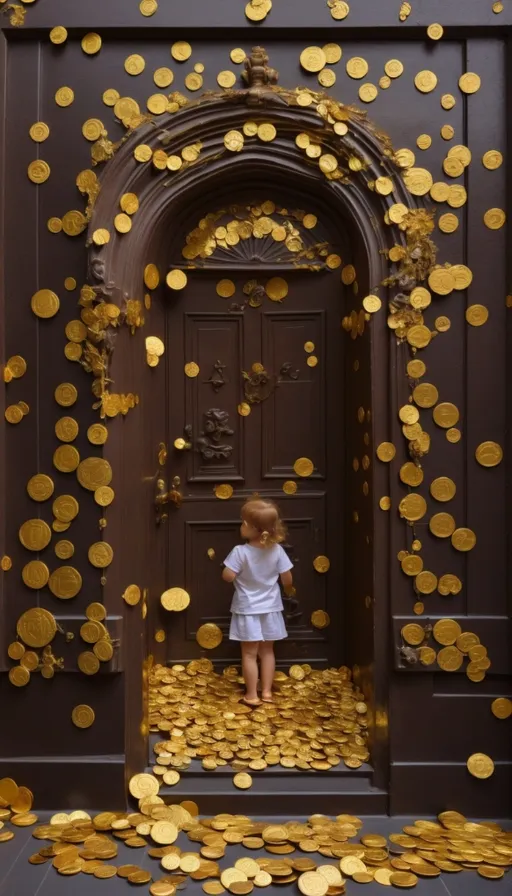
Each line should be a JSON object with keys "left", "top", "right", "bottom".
{"left": 280, "top": 570, "right": 293, "bottom": 588}
{"left": 222, "top": 566, "right": 237, "bottom": 583}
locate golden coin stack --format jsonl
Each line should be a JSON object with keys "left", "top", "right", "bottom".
{"left": 149, "top": 661, "right": 370, "bottom": 775}
{"left": 0, "top": 777, "right": 36, "bottom": 842}
{"left": 245, "top": 0, "right": 272, "bottom": 22}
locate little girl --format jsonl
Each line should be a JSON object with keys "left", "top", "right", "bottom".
{"left": 222, "top": 499, "right": 293, "bottom": 706}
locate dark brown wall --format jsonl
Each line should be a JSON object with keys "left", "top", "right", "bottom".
{"left": 0, "top": 3, "right": 511, "bottom": 814}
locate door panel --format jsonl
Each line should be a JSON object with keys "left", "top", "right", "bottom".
{"left": 164, "top": 267, "right": 344, "bottom": 666}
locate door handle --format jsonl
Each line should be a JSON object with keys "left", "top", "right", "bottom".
{"left": 155, "top": 476, "right": 182, "bottom": 523}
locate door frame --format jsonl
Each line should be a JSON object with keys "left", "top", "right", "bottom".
{"left": 88, "top": 71, "right": 412, "bottom": 793}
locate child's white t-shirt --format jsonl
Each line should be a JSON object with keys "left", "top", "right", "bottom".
{"left": 223, "top": 543, "right": 293, "bottom": 615}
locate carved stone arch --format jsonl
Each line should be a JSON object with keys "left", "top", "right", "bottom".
{"left": 88, "top": 94, "right": 414, "bottom": 305}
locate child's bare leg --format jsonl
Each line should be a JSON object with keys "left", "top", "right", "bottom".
{"left": 241, "top": 641, "right": 260, "bottom": 702}
{"left": 258, "top": 641, "right": 275, "bottom": 699}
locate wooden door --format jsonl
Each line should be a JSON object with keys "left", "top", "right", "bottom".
{"left": 162, "top": 220, "right": 344, "bottom": 666}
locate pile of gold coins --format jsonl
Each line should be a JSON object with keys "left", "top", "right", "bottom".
{"left": 148, "top": 661, "right": 369, "bottom": 782}
{"left": 0, "top": 778, "right": 37, "bottom": 843}
{"left": 400, "top": 618, "right": 492, "bottom": 678}
{"left": 10, "top": 799, "right": 510, "bottom": 891}
{"left": 245, "top": 0, "right": 272, "bottom": 22}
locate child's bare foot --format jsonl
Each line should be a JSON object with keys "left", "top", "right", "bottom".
{"left": 261, "top": 692, "right": 273, "bottom": 703}
{"left": 242, "top": 695, "right": 261, "bottom": 706}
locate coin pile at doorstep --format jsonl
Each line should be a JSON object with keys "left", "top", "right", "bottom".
{"left": 0, "top": 777, "right": 37, "bottom": 842}
{"left": 148, "top": 661, "right": 369, "bottom": 782}
{"left": 8, "top": 801, "right": 510, "bottom": 891}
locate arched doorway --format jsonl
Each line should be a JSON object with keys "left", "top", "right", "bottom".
{"left": 88, "top": 58, "right": 407, "bottom": 803}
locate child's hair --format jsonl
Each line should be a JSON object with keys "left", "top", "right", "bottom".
{"left": 241, "top": 499, "right": 286, "bottom": 547}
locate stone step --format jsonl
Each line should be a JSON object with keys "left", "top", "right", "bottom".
{"left": 146, "top": 762, "right": 388, "bottom": 814}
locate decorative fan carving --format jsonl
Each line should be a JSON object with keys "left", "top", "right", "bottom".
{"left": 178, "top": 201, "right": 339, "bottom": 270}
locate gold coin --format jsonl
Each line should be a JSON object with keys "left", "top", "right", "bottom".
{"left": 81, "top": 32, "right": 101, "bottom": 54}
{"left": 94, "top": 486, "right": 114, "bottom": 506}
{"left": 330, "top": 1, "right": 350, "bottom": 20}
{"left": 29, "top": 122, "right": 49, "bottom": 143}
{"left": 50, "top": 25, "right": 68, "bottom": 44}
{"left": 491, "top": 697, "right": 512, "bottom": 719}
{"left": 65, "top": 320, "right": 87, "bottom": 343}
{"left": 433, "top": 402, "right": 459, "bottom": 428}
{"left": 318, "top": 69, "right": 336, "bottom": 88}
{"left": 358, "top": 83, "right": 378, "bottom": 103}
{"left": 19, "top": 518, "right": 51, "bottom": 551}
{"left": 385, "top": 59, "right": 404, "bottom": 78}
{"left": 451, "top": 527, "right": 476, "bottom": 551}
{"left": 467, "top": 752, "right": 494, "bottom": 779}
{"left": 146, "top": 336, "right": 165, "bottom": 357}
{"left": 399, "top": 494, "right": 427, "bottom": 521}
{"left": 313, "top": 555, "right": 330, "bottom": 574}
{"left": 459, "top": 72, "right": 481, "bottom": 94}
{"left": 450, "top": 263, "right": 472, "bottom": 288}
{"left": 439, "top": 213, "right": 458, "bottom": 233}
{"left": 401, "top": 624, "right": 424, "bottom": 647}
{"left": 161, "top": 587, "right": 190, "bottom": 611}
{"left": 9, "top": 666, "right": 30, "bottom": 687}
{"left": 152, "top": 820, "right": 179, "bottom": 844}
{"left": 53, "top": 495, "right": 79, "bottom": 522}
{"left": 77, "top": 457, "right": 112, "bottom": 490}
{"left": 346, "top": 56, "right": 369, "bottom": 79}
{"left": 412, "top": 383, "right": 438, "bottom": 408}
{"left": 416, "top": 134, "right": 432, "bottom": 150}
{"left": 72, "top": 704, "right": 95, "bottom": 728}
{"left": 389, "top": 872, "right": 418, "bottom": 888}
{"left": 257, "top": 123, "right": 276, "bottom": 142}
{"left": 362, "top": 294, "right": 381, "bottom": 313}
{"left": 171, "top": 41, "right": 192, "bottom": 61}
{"left": 482, "top": 149, "right": 503, "bottom": 170}
{"left": 55, "top": 86, "right": 74, "bottom": 106}
{"left": 265, "top": 277, "right": 288, "bottom": 301}
{"left": 78, "top": 651, "right": 100, "bottom": 675}
{"left": 418, "top": 646, "right": 436, "bottom": 665}
{"left": 399, "top": 462, "right": 423, "bottom": 487}
{"left": 143, "top": 264, "right": 160, "bottom": 290}
{"left": 47, "top": 217, "right": 63, "bottom": 233}
{"left": 8, "top": 641, "right": 25, "bottom": 661}
{"left": 379, "top": 496, "right": 391, "bottom": 510}
{"left": 87, "top": 423, "right": 108, "bottom": 446}
{"left": 465, "top": 304, "right": 488, "bottom": 326}
{"left": 125, "top": 53, "right": 145, "bottom": 75}
{"left": 399, "top": 405, "right": 419, "bottom": 425}
{"left": 114, "top": 213, "right": 132, "bottom": 234}
{"left": 134, "top": 144, "right": 153, "bottom": 162}
{"left": 26, "top": 473, "right": 54, "bottom": 502}
{"left": 427, "top": 23, "right": 443, "bottom": 39}
{"left": 167, "top": 269, "right": 187, "bottom": 290}
{"left": 403, "top": 167, "right": 433, "bottom": 196}
{"left": 17, "top": 607, "right": 57, "bottom": 648}
{"left": 48, "top": 566, "right": 82, "bottom": 599}
{"left": 322, "top": 43, "right": 342, "bottom": 65}
{"left": 300, "top": 47, "right": 327, "bottom": 73}
{"left": 184, "top": 361, "right": 200, "bottom": 379}
{"left": 376, "top": 442, "right": 396, "bottom": 462}
{"left": 429, "top": 512, "right": 456, "bottom": 538}
{"left": 140, "top": 0, "right": 158, "bottom": 14}
{"left": 311, "top": 610, "right": 331, "bottom": 629}
{"left": 129, "top": 773, "right": 160, "bottom": 798}
{"left": 196, "top": 623, "right": 223, "bottom": 649}
{"left": 217, "top": 70, "right": 236, "bottom": 88}
{"left": 294, "top": 457, "right": 314, "bottom": 477}
{"left": 121, "top": 585, "right": 141, "bottom": 607}
{"left": 54, "top": 382, "right": 78, "bottom": 407}
{"left": 238, "top": 402, "right": 251, "bottom": 416}
{"left": 478, "top": 866, "right": 504, "bottom": 880}
{"left": 88, "top": 541, "right": 114, "bottom": 568}
{"left": 55, "top": 540, "right": 74, "bottom": 560}
{"left": 430, "top": 476, "right": 456, "bottom": 502}
{"left": 233, "top": 772, "right": 252, "bottom": 790}
{"left": 483, "top": 207, "right": 506, "bottom": 229}
{"left": 475, "top": 440, "right": 502, "bottom": 467}
{"left": 414, "top": 70, "right": 437, "bottom": 93}
{"left": 31, "top": 288, "right": 59, "bottom": 319}
{"left": 216, "top": 279, "right": 236, "bottom": 298}
{"left": 437, "top": 645, "right": 464, "bottom": 671}
{"left": 230, "top": 48, "right": 246, "bottom": 64}
{"left": 93, "top": 228, "right": 110, "bottom": 245}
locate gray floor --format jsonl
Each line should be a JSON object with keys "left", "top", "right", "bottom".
{"left": 0, "top": 814, "right": 509, "bottom": 896}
